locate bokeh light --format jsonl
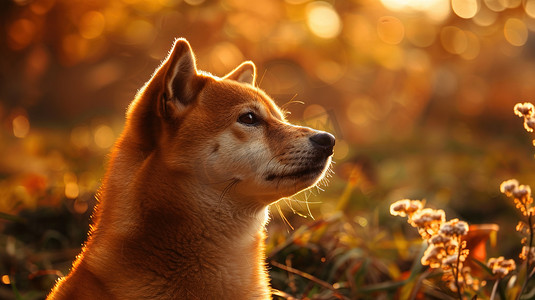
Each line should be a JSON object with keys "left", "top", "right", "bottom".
{"left": 7, "top": 19, "right": 36, "bottom": 50}
{"left": 12, "top": 115, "right": 30, "bottom": 138}
{"left": 525, "top": 0, "right": 535, "bottom": 18}
{"left": 377, "top": 16, "right": 404, "bottom": 45}
{"left": 79, "top": 11, "right": 106, "bottom": 40}
{"left": 3, "top": 0, "right": 535, "bottom": 297}
{"left": 94, "top": 125, "right": 115, "bottom": 149}
{"left": 306, "top": 1, "right": 341, "bottom": 39}
{"left": 504, "top": 18, "right": 528, "bottom": 46}
{"left": 440, "top": 26, "right": 468, "bottom": 55}
{"left": 380, "top": 0, "right": 450, "bottom": 22}
{"left": 452, "top": 0, "right": 479, "bottom": 19}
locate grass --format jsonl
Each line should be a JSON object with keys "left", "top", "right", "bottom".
{"left": 1, "top": 104, "right": 535, "bottom": 299}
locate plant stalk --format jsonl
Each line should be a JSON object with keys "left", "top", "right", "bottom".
{"left": 489, "top": 279, "right": 500, "bottom": 300}
{"left": 453, "top": 237, "right": 464, "bottom": 300}
{"left": 517, "top": 210, "right": 534, "bottom": 300}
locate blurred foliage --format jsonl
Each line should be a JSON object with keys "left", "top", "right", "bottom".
{"left": 3, "top": 0, "right": 535, "bottom": 298}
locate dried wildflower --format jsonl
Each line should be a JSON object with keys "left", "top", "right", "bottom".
{"left": 514, "top": 102, "right": 535, "bottom": 118}
{"left": 510, "top": 103, "right": 535, "bottom": 298}
{"left": 500, "top": 179, "right": 519, "bottom": 197}
{"left": 516, "top": 221, "right": 530, "bottom": 234}
{"left": 443, "top": 254, "right": 460, "bottom": 266}
{"left": 501, "top": 179, "right": 533, "bottom": 216}
{"left": 421, "top": 244, "right": 445, "bottom": 268}
{"left": 411, "top": 208, "right": 445, "bottom": 239}
{"left": 439, "top": 219, "right": 469, "bottom": 237}
{"left": 470, "top": 278, "right": 485, "bottom": 291}
{"left": 525, "top": 117, "right": 535, "bottom": 132}
{"left": 429, "top": 234, "right": 451, "bottom": 245}
{"left": 487, "top": 256, "right": 516, "bottom": 278}
{"left": 519, "top": 246, "right": 535, "bottom": 264}
{"left": 391, "top": 199, "right": 474, "bottom": 297}
{"left": 512, "top": 184, "right": 531, "bottom": 200}
{"left": 389, "top": 199, "right": 422, "bottom": 217}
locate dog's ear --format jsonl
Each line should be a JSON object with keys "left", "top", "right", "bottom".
{"left": 159, "top": 38, "right": 200, "bottom": 119}
{"left": 224, "top": 61, "right": 256, "bottom": 85}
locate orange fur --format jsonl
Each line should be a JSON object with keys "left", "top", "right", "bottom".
{"left": 47, "top": 38, "right": 335, "bottom": 299}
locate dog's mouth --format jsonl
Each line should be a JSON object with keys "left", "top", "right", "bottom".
{"left": 264, "top": 164, "right": 327, "bottom": 182}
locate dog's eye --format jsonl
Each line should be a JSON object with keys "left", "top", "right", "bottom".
{"left": 238, "top": 112, "right": 259, "bottom": 125}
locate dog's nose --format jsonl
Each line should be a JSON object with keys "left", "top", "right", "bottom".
{"left": 309, "top": 132, "right": 335, "bottom": 155}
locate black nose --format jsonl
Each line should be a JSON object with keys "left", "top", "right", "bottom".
{"left": 309, "top": 132, "right": 335, "bottom": 155}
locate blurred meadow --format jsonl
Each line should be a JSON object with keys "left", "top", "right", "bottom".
{"left": 3, "top": 0, "right": 535, "bottom": 298}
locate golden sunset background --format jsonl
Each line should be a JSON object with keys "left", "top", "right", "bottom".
{"left": 2, "top": 0, "right": 535, "bottom": 298}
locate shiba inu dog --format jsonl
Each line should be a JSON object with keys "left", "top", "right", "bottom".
{"left": 47, "top": 38, "right": 335, "bottom": 299}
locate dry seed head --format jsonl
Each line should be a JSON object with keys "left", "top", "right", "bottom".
{"left": 448, "top": 281, "right": 459, "bottom": 293}
{"left": 487, "top": 256, "right": 516, "bottom": 277}
{"left": 411, "top": 208, "right": 445, "bottom": 227}
{"left": 390, "top": 199, "right": 422, "bottom": 217}
{"left": 445, "top": 241, "right": 459, "bottom": 255}
{"left": 500, "top": 179, "right": 519, "bottom": 197}
{"left": 514, "top": 102, "right": 535, "bottom": 118}
{"left": 525, "top": 117, "right": 535, "bottom": 132}
{"left": 421, "top": 244, "right": 445, "bottom": 268}
{"left": 429, "top": 234, "right": 451, "bottom": 245}
{"left": 411, "top": 208, "right": 446, "bottom": 239}
{"left": 520, "top": 246, "right": 535, "bottom": 263}
{"left": 443, "top": 254, "right": 460, "bottom": 266}
{"left": 516, "top": 221, "right": 530, "bottom": 234}
{"left": 439, "top": 218, "right": 469, "bottom": 237}
{"left": 512, "top": 184, "right": 531, "bottom": 200}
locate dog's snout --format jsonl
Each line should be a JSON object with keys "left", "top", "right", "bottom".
{"left": 309, "top": 132, "right": 335, "bottom": 155}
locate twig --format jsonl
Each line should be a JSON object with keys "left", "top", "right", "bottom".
{"left": 270, "top": 260, "right": 350, "bottom": 300}
{"left": 285, "top": 255, "right": 297, "bottom": 294}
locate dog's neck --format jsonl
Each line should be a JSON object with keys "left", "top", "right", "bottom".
{"left": 85, "top": 146, "right": 271, "bottom": 296}
{"left": 98, "top": 146, "right": 270, "bottom": 234}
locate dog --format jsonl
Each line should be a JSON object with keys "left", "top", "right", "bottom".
{"left": 47, "top": 38, "right": 335, "bottom": 299}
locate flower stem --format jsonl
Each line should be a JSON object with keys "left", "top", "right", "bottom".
{"left": 490, "top": 279, "right": 500, "bottom": 300}
{"left": 453, "top": 237, "right": 464, "bottom": 300}
{"left": 517, "top": 210, "right": 534, "bottom": 300}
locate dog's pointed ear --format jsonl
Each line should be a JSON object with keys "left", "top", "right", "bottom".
{"left": 224, "top": 61, "right": 256, "bottom": 85}
{"left": 159, "top": 38, "right": 199, "bottom": 119}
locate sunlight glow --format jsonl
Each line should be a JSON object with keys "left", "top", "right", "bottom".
{"left": 306, "top": 2, "right": 341, "bottom": 39}
{"left": 380, "top": 0, "right": 450, "bottom": 22}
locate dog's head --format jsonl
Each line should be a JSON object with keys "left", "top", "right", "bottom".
{"left": 125, "top": 39, "right": 334, "bottom": 205}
